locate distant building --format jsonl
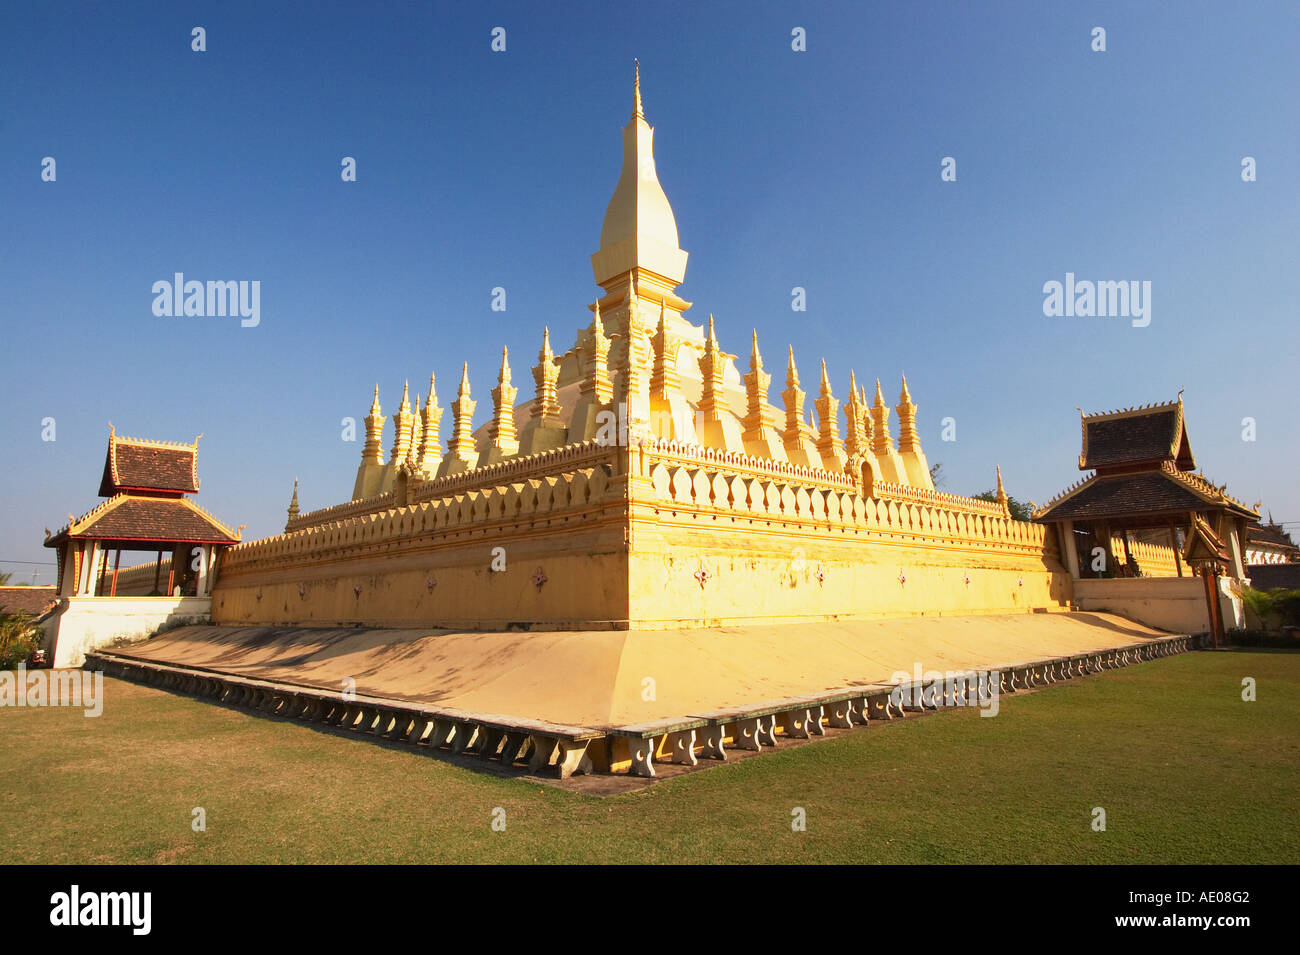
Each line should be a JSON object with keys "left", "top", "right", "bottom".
{"left": 0, "top": 586, "right": 57, "bottom": 617}
{"left": 1245, "top": 518, "right": 1299, "bottom": 566}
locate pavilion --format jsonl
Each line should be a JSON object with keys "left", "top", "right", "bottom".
{"left": 45, "top": 427, "right": 240, "bottom": 598}
{"left": 1034, "top": 398, "right": 1257, "bottom": 637}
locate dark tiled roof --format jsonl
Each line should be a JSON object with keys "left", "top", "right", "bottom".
{"left": 48, "top": 495, "right": 239, "bottom": 545}
{"left": 1080, "top": 407, "right": 1192, "bottom": 471}
{"left": 0, "top": 586, "right": 57, "bottom": 616}
{"left": 1247, "top": 522, "right": 1297, "bottom": 550}
{"left": 1035, "top": 472, "right": 1210, "bottom": 521}
{"left": 99, "top": 436, "right": 198, "bottom": 496}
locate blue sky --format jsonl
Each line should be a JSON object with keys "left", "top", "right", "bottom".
{"left": 2, "top": 1, "right": 1297, "bottom": 583}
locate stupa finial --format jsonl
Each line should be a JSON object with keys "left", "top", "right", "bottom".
{"left": 633, "top": 59, "right": 643, "bottom": 119}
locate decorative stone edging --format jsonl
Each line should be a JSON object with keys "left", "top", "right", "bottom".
{"left": 85, "top": 632, "right": 1200, "bottom": 779}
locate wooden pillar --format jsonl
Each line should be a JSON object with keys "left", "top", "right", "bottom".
{"left": 1169, "top": 521, "right": 1183, "bottom": 577}
{"left": 195, "top": 544, "right": 210, "bottom": 597}
{"left": 152, "top": 550, "right": 162, "bottom": 595}
{"left": 1200, "top": 566, "right": 1223, "bottom": 649}
{"left": 110, "top": 548, "right": 122, "bottom": 596}
{"left": 1058, "top": 520, "right": 1081, "bottom": 578}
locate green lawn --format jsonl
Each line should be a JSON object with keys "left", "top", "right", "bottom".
{"left": 2, "top": 649, "right": 1297, "bottom": 864}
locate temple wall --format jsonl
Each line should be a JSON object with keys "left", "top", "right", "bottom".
{"left": 626, "top": 444, "right": 1072, "bottom": 627}
{"left": 108, "top": 558, "right": 175, "bottom": 596}
{"left": 211, "top": 459, "right": 630, "bottom": 630}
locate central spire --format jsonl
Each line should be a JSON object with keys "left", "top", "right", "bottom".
{"left": 592, "top": 62, "right": 688, "bottom": 294}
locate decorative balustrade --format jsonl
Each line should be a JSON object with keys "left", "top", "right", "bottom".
{"left": 643, "top": 455, "right": 1050, "bottom": 552}
{"left": 222, "top": 464, "right": 615, "bottom": 572}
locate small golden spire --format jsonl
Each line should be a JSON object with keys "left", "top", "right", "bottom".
{"left": 633, "top": 59, "right": 643, "bottom": 120}
{"left": 498, "top": 345, "right": 512, "bottom": 385}
{"left": 458, "top": 362, "right": 471, "bottom": 397}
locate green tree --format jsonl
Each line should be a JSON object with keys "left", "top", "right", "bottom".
{"left": 972, "top": 489, "right": 1033, "bottom": 523}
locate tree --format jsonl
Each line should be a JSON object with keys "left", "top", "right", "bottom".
{"left": 0, "top": 571, "right": 11, "bottom": 585}
{"left": 929, "top": 462, "right": 946, "bottom": 489}
{"left": 972, "top": 489, "right": 1033, "bottom": 523}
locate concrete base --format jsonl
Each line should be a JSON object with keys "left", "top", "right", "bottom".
{"left": 41, "top": 596, "right": 211, "bottom": 668}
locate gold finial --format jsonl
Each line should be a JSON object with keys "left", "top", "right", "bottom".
{"left": 458, "top": 362, "right": 471, "bottom": 396}
{"left": 498, "top": 346, "right": 511, "bottom": 385}
{"left": 633, "top": 59, "right": 643, "bottom": 119}
{"left": 786, "top": 345, "right": 799, "bottom": 386}
{"left": 899, "top": 373, "right": 912, "bottom": 404}
{"left": 750, "top": 329, "right": 762, "bottom": 369}
{"left": 819, "top": 358, "right": 831, "bottom": 393}
{"left": 874, "top": 378, "right": 886, "bottom": 407}
{"left": 426, "top": 373, "right": 437, "bottom": 406}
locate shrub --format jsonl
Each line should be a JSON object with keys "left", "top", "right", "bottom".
{"left": 1224, "top": 628, "right": 1300, "bottom": 650}
{"left": 1241, "top": 586, "right": 1300, "bottom": 630}
{"left": 0, "top": 611, "right": 44, "bottom": 670}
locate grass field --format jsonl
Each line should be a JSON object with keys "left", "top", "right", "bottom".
{"left": 2, "top": 649, "right": 1297, "bottom": 864}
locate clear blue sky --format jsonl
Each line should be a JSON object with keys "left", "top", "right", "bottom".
{"left": 2, "top": 1, "right": 1297, "bottom": 584}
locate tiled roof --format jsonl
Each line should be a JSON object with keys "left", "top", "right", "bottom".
{"left": 1034, "top": 471, "right": 1209, "bottom": 521}
{"left": 45, "top": 494, "right": 239, "bottom": 546}
{"left": 0, "top": 586, "right": 57, "bottom": 616}
{"left": 1078, "top": 399, "right": 1194, "bottom": 472}
{"left": 1247, "top": 522, "right": 1297, "bottom": 550}
{"left": 99, "top": 430, "right": 199, "bottom": 496}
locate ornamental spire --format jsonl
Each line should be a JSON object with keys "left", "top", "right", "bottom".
{"left": 896, "top": 373, "right": 919, "bottom": 452}
{"left": 583, "top": 301, "right": 613, "bottom": 403}
{"left": 390, "top": 380, "right": 415, "bottom": 463}
{"left": 814, "top": 359, "right": 844, "bottom": 468}
{"left": 782, "top": 346, "right": 808, "bottom": 442}
{"left": 871, "top": 378, "right": 893, "bottom": 455}
{"left": 594, "top": 62, "right": 688, "bottom": 291}
{"left": 362, "top": 385, "right": 386, "bottom": 466}
{"left": 697, "top": 314, "right": 725, "bottom": 418}
{"left": 633, "top": 59, "right": 643, "bottom": 120}
{"left": 285, "top": 478, "right": 299, "bottom": 528}
{"left": 531, "top": 327, "right": 561, "bottom": 424}
{"left": 418, "top": 375, "right": 443, "bottom": 473}
{"left": 651, "top": 299, "right": 679, "bottom": 401}
{"left": 487, "top": 346, "right": 518, "bottom": 455}
{"left": 743, "top": 329, "right": 776, "bottom": 438}
{"left": 996, "top": 465, "right": 1010, "bottom": 517}
{"left": 447, "top": 362, "right": 477, "bottom": 458}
